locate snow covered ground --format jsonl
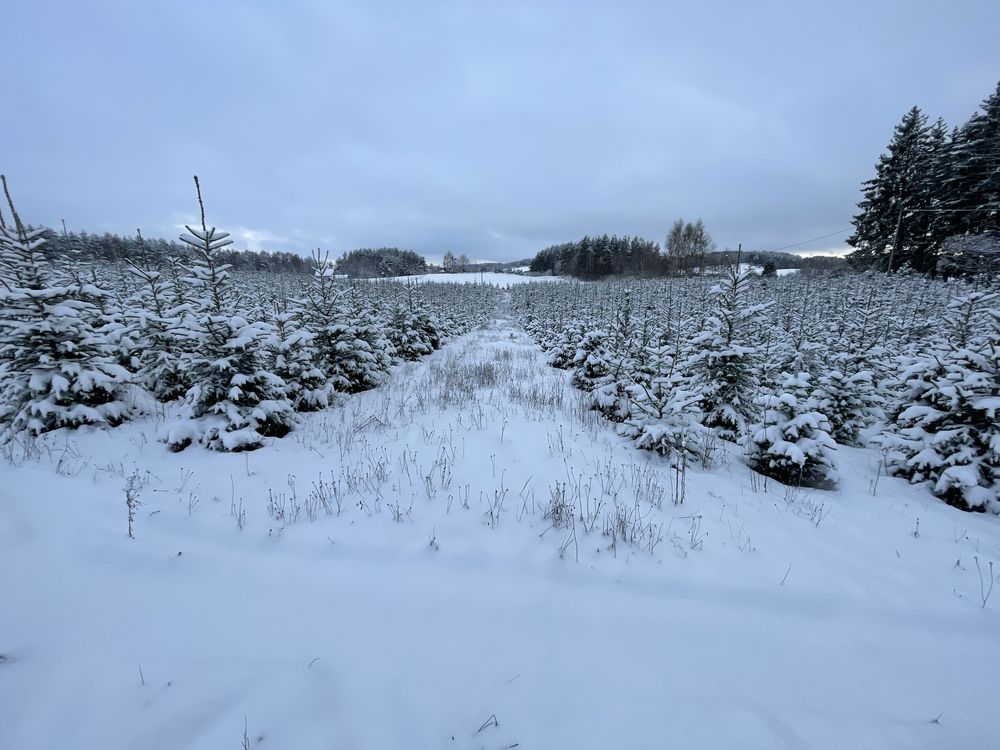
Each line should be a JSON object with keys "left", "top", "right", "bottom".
{"left": 739, "top": 263, "right": 800, "bottom": 277}
{"left": 2, "top": 318, "right": 999, "bottom": 749}
{"left": 374, "top": 271, "right": 565, "bottom": 286}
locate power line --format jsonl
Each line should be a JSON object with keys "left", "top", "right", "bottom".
{"left": 906, "top": 207, "right": 1000, "bottom": 212}
{"left": 770, "top": 228, "right": 852, "bottom": 252}
{"left": 762, "top": 205, "right": 999, "bottom": 255}
{"left": 768, "top": 205, "right": 1000, "bottom": 254}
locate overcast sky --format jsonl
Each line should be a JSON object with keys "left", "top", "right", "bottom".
{"left": 4, "top": 1, "right": 998, "bottom": 262}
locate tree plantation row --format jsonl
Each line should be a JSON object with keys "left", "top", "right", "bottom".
{"left": 0, "top": 178, "right": 500, "bottom": 452}
{"left": 512, "top": 269, "right": 1000, "bottom": 513}
{"left": 2, "top": 176, "right": 999, "bottom": 513}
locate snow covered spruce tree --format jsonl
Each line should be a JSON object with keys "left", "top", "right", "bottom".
{"left": 297, "top": 253, "right": 395, "bottom": 389}
{"left": 570, "top": 329, "right": 611, "bottom": 392}
{"left": 784, "top": 284, "right": 883, "bottom": 448}
{"left": 125, "top": 230, "right": 191, "bottom": 401}
{"left": 621, "top": 331, "right": 707, "bottom": 464}
{"left": 883, "top": 292, "right": 999, "bottom": 511}
{"left": 266, "top": 308, "right": 331, "bottom": 411}
{"left": 161, "top": 177, "right": 294, "bottom": 451}
{"left": 762, "top": 278, "right": 828, "bottom": 390}
{"left": 322, "top": 308, "right": 387, "bottom": 393}
{"left": 0, "top": 176, "right": 132, "bottom": 439}
{"left": 386, "top": 284, "right": 440, "bottom": 362}
{"left": 95, "top": 296, "right": 142, "bottom": 377}
{"left": 818, "top": 284, "right": 897, "bottom": 434}
{"left": 684, "top": 261, "right": 771, "bottom": 442}
{"left": 984, "top": 304, "right": 1000, "bottom": 500}
{"left": 591, "top": 289, "right": 641, "bottom": 422}
{"left": 547, "top": 321, "right": 588, "bottom": 369}
{"left": 340, "top": 283, "right": 395, "bottom": 391}
{"left": 745, "top": 372, "right": 837, "bottom": 488}
{"left": 811, "top": 360, "right": 883, "bottom": 446}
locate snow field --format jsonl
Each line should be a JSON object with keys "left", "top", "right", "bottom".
{"left": 373, "top": 272, "right": 566, "bottom": 286}
{"left": 1, "top": 319, "right": 999, "bottom": 749}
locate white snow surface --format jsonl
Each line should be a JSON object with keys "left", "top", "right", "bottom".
{"left": 741, "top": 264, "right": 801, "bottom": 277}
{"left": 2, "top": 320, "right": 999, "bottom": 749}
{"left": 372, "top": 271, "right": 565, "bottom": 286}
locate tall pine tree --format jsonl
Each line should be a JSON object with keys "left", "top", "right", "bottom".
{"left": 848, "top": 107, "right": 936, "bottom": 272}
{"left": 941, "top": 82, "right": 1000, "bottom": 239}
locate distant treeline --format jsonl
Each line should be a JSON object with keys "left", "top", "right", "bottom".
{"left": 36, "top": 230, "right": 440, "bottom": 278}
{"left": 333, "top": 247, "right": 428, "bottom": 277}
{"left": 335, "top": 250, "right": 538, "bottom": 277}
{"left": 529, "top": 235, "right": 662, "bottom": 279}
{"left": 709, "top": 250, "right": 847, "bottom": 272}
{"left": 39, "top": 228, "right": 314, "bottom": 274}
{"left": 529, "top": 232, "right": 846, "bottom": 279}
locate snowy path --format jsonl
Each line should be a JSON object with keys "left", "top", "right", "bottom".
{"left": 2, "top": 319, "right": 1000, "bottom": 749}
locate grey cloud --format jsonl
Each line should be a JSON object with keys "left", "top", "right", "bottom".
{"left": 3, "top": 1, "right": 998, "bottom": 261}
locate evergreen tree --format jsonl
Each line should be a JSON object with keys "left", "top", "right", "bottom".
{"left": 344, "top": 284, "right": 395, "bottom": 385}
{"left": 591, "top": 290, "right": 639, "bottom": 421}
{"left": 621, "top": 332, "right": 707, "bottom": 464}
{"left": 940, "top": 82, "right": 1000, "bottom": 241}
{"left": 266, "top": 310, "right": 331, "bottom": 412}
{"left": 297, "top": 255, "right": 396, "bottom": 390}
{"left": 847, "top": 81, "right": 1000, "bottom": 276}
{"left": 334, "top": 247, "right": 428, "bottom": 278}
{"left": 763, "top": 280, "right": 828, "bottom": 389}
{"left": 918, "top": 117, "right": 954, "bottom": 269}
{"left": 0, "top": 177, "right": 132, "bottom": 439}
{"left": 386, "top": 287, "right": 440, "bottom": 362}
{"left": 126, "top": 230, "right": 191, "bottom": 401}
{"left": 883, "top": 292, "right": 999, "bottom": 511}
{"left": 811, "top": 360, "right": 883, "bottom": 447}
{"left": 329, "top": 292, "right": 394, "bottom": 392}
{"left": 548, "top": 321, "right": 588, "bottom": 369}
{"left": 848, "top": 107, "right": 935, "bottom": 271}
{"left": 745, "top": 373, "right": 837, "bottom": 488}
{"left": 42, "top": 228, "right": 315, "bottom": 274}
{"left": 387, "top": 304, "right": 434, "bottom": 361}
{"left": 570, "top": 330, "right": 611, "bottom": 392}
{"left": 529, "top": 235, "right": 664, "bottom": 279}
{"left": 685, "top": 263, "right": 771, "bottom": 441}
{"left": 837, "top": 284, "right": 894, "bottom": 384}
{"left": 162, "top": 177, "right": 294, "bottom": 452}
